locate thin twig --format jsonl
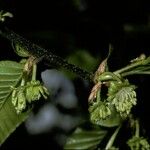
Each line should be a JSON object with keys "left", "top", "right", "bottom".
{"left": 0, "top": 27, "right": 94, "bottom": 81}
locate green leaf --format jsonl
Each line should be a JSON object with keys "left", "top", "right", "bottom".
{"left": 0, "top": 61, "right": 23, "bottom": 108}
{"left": 64, "top": 127, "right": 107, "bottom": 150}
{"left": 0, "top": 61, "right": 30, "bottom": 144}
{"left": 94, "top": 106, "right": 122, "bottom": 127}
{"left": 0, "top": 96, "right": 30, "bottom": 144}
{"left": 12, "top": 43, "right": 30, "bottom": 57}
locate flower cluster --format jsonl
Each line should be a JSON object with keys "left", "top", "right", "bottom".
{"left": 89, "top": 101, "right": 111, "bottom": 122}
{"left": 12, "top": 80, "right": 49, "bottom": 114}
{"left": 26, "top": 80, "right": 49, "bottom": 102}
{"left": 127, "top": 136, "right": 150, "bottom": 150}
{"left": 89, "top": 71, "right": 137, "bottom": 124}
{"left": 12, "top": 86, "right": 26, "bottom": 114}
{"left": 108, "top": 80, "right": 137, "bottom": 117}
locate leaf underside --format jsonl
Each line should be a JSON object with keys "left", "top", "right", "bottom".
{"left": 0, "top": 61, "right": 23, "bottom": 108}
{"left": 0, "top": 61, "right": 30, "bottom": 144}
{"left": 64, "top": 127, "right": 107, "bottom": 150}
{"left": 0, "top": 96, "right": 30, "bottom": 145}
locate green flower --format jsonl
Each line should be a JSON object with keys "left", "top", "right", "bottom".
{"left": 11, "top": 80, "right": 49, "bottom": 114}
{"left": 89, "top": 101, "right": 111, "bottom": 123}
{"left": 26, "top": 80, "right": 49, "bottom": 103}
{"left": 127, "top": 136, "right": 150, "bottom": 150}
{"left": 12, "top": 87, "right": 26, "bottom": 114}
{"left": 107, "top": 80, "right": 137, "bottom": 117}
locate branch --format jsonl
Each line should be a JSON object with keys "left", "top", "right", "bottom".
{"left": 0, "top": 27, "right": 94, "bottom": 81}
{"left": 1, "top": 24, "right": 149, "bottom": 82}
{"left": 114, "top": 55, "right": 150, "bottom": 77}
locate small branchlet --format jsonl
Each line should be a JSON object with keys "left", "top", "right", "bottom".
{"left": 127, "top": 119, "right": 150, "bottom": 150}
{"left": 11, "top": 57, "right": 49, "bottom": 114}
{"left": 88, "top": 54, "right": 142, "bottom": 124}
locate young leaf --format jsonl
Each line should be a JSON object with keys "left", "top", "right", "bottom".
{"left": 64, "top": 127, "right": 107, "bottom": 150}
{"left": 90, "top": 104, "right": 122, "bottom": 127}
{"left": 0, "top": 61, "right": 30, "bottom": 144}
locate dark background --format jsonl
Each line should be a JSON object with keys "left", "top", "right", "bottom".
{"left": 0, "top": 0, "right": 150, "bottom": 149}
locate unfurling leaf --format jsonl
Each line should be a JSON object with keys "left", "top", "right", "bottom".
{"left": 89, "top": 101, "right": 111, "bottom": 120}
{"left": 108, "top": 80, "right": 137, "bottom": 117}
{"left": 89, "top": 102, "right": 122, "bottom": 127}
{"left": 12, "top": 42, "right": 30, "bottom": 57}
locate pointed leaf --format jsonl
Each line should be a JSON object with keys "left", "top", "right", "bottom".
{"left": 0, "top": 96, "right": 30, "bottom": 144}
{"left": 0, "top": 61, "right": 30, "bottom": 144}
